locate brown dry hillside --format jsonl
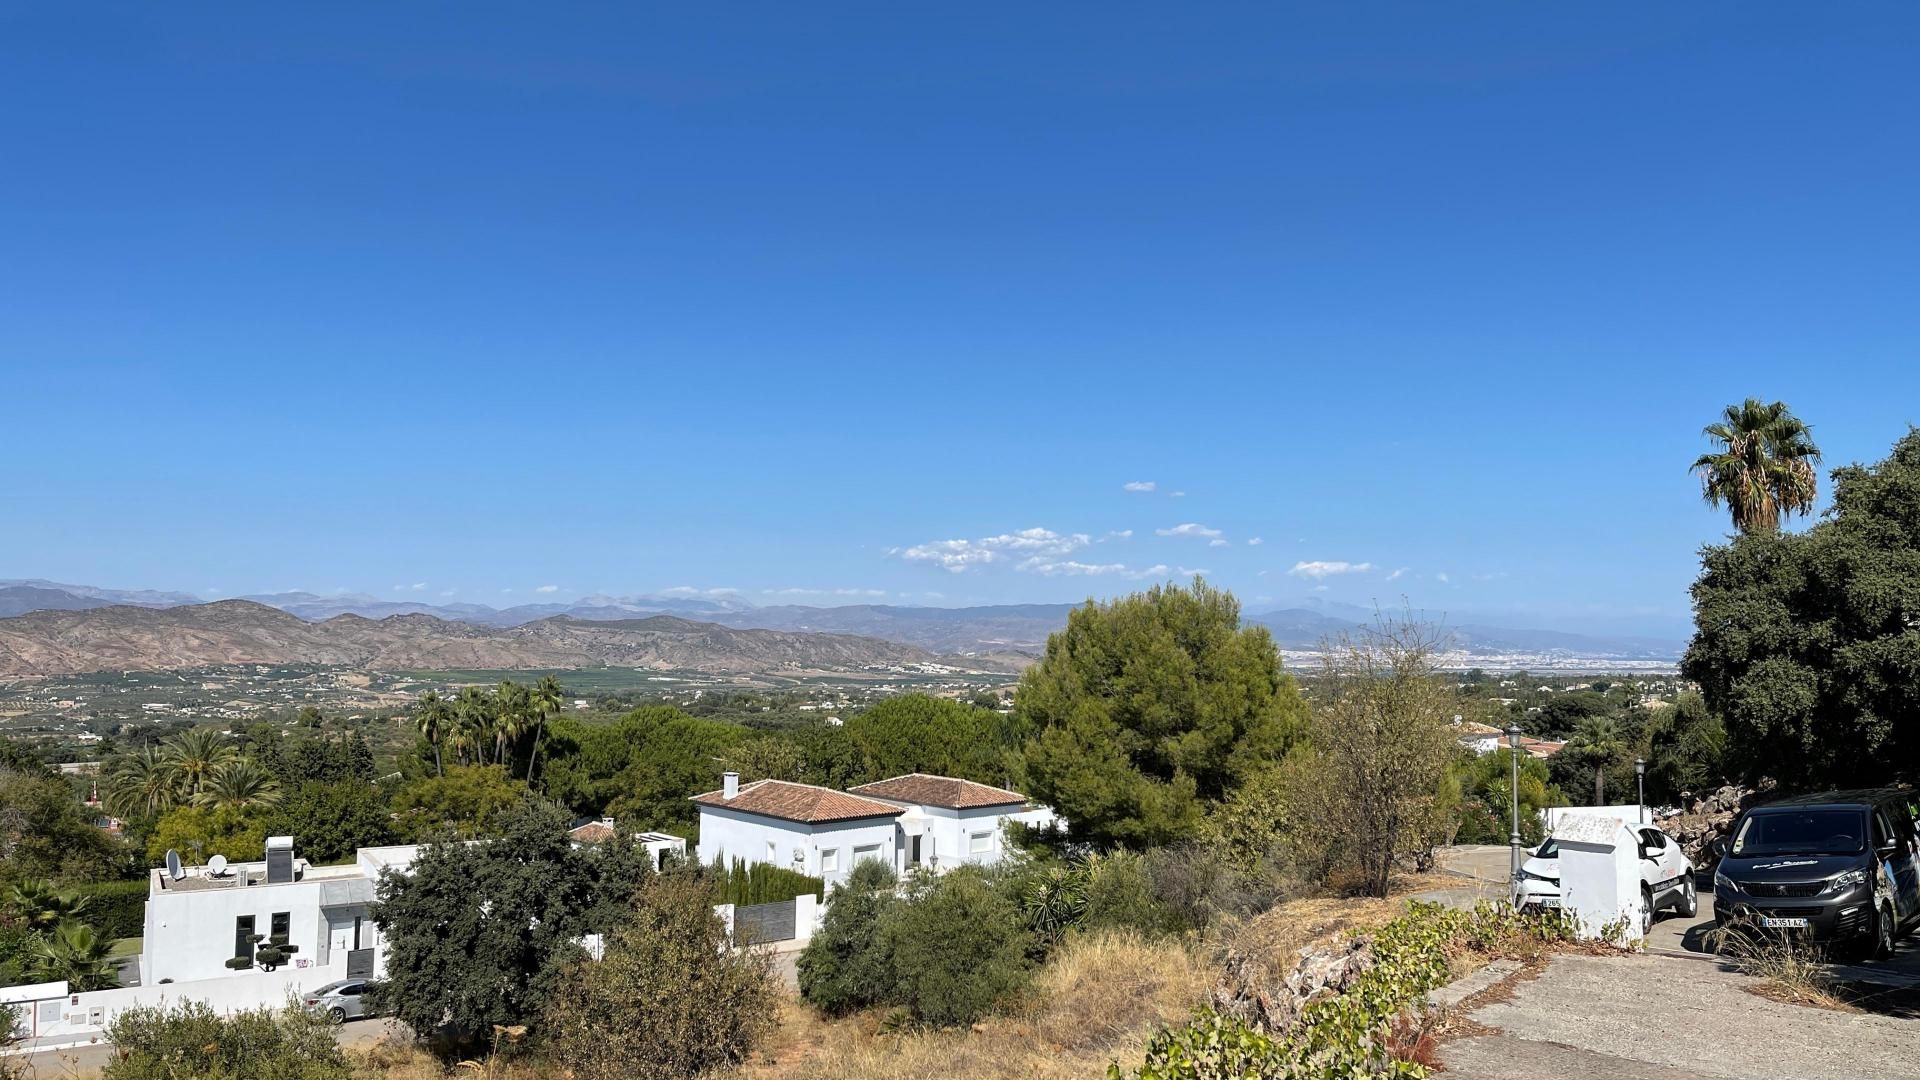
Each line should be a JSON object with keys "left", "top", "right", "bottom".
{"left": 0, "top": 601, "right": 1008, "bottom": 678}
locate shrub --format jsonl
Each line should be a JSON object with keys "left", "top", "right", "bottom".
{"left": 878, "top": 866, "right": 1031, "bottom": 1027}
{"left": 543, "top": 871, "right": 779, "bottom": 1080}
{"left": 103, "top": 1000, "right": 350, "bottom": 1080}
{"left": 1112, "top": 901, "right": 1576, "bottom": 1079}
{"left": 713, "top": 857, "right": 823, "bottom": 906}
{"left": 71, "top": 879, "right": 148, "bottom": 941}
{"left": 797, "top": 860, "right": 900, "bottom": 1015}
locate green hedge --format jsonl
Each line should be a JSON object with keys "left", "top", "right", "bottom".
{"left": 73, "top": 879, "right": 149, "bottom": 942}
{"left": 712, "top": 858, "right": 823, "bottom": 906}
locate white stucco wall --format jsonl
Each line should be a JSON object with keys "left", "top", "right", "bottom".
{"left": 877, "top": 802, "right": 1059, "bottom": 873}
{"left": 143, "top": 878, "right": 335, "bottom": 985}
{"left": 695, "top": 805, "right": 899, "bottom": 888}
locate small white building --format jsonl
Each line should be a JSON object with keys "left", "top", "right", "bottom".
{"left": 141, "top": 838, "right": 422, "bottom": 986}
{"left": 847, "top": 773, "right": 1057, "bottom": 871}
{"left": 692, "top": 775, "right": 904, "bottom": 889}
{"left": 567, "top": 818, "right": 687, "bottom": 869}
{"left": 691, "top": 772, "right": 1059, "bottom": 888}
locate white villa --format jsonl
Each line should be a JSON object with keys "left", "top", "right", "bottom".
{"left": 691, "top": 771, "right": 1057, "bottom": 887}
{"left": 141, "top": 838, "right": 421, "bottom": 986}
{"left": 140, "top": 829, "right": 686, "bottom": 987}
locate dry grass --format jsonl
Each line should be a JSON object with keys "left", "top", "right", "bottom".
{"left": 1706, "top": 920, "right": 1854, "bottom": 1012}
{"left": 740, "top": 931, "right": 1210, "bottom": 1080}
{"left": 348, "top": 1038, "right": 552, "bottom": 1080}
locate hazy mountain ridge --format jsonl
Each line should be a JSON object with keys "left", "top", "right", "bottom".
{"left": 0, "top": 581, "right": 1685, "bottom": 664}
{"left": 0, "top": 601, "right": 1005, "bottom": 678}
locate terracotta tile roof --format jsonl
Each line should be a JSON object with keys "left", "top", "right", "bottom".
{"left": 690, "top": 779, "right": 905, "bottom": 825}
{"left": 848, "top": 774, "right": 1030, "bottom": 810}
{"left": 568, "top": 821, "right": 617, "bottom": 844}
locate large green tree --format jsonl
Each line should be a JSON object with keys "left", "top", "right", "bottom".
{"left": 370, "top": 799, "right": 653, "bottom": 1051}
{"left": 1015, "top": 579, "right": 1307, "bottom": 849}
{"left": 1684, "top": 429, "right": 1920, "bottom": 788}
{"left": 538, "top": 707, "right": 743, "bottom": 832}
{"left": 1691, "top": 398, "right": 1822, "bottom": 534}
{"left": 844, "top": 694, "right": 1017, "bottom": 786}
{"left": 263, "top": 781, "right": 399, "bottom": 864}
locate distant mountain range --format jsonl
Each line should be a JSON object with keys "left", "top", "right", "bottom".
{"left": 0, "top": 600, "right": 999, "bottom": 679}
{"left": 0, "top": 581, "right": 1686, "bottom": 670}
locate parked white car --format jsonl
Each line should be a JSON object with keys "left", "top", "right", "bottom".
{"left": 303, "top": 979, "right": 373, "bottom": 1023}
{"left": 1514, "top": 822, "right": 1698, "bottom": 932}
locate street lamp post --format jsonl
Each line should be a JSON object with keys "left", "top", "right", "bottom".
{"left": 1507, "top": 722, "right": 1525, "bottom": 885}
{"left": 1636, "top": 758, "right": 1647, "bottom": 824}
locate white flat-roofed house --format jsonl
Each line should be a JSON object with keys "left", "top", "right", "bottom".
{"left": 141, "top": 838, "right": 421, "bottom": 986}
{"left": 691, "top": 774, "right": 904, "bottom": 888}
{"left": 847, "top": 774, "right": 1057, "bottom": 872}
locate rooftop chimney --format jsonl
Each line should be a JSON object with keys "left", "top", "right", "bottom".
{"left": 722, "top": 772, "right": 739, "bottom": 800}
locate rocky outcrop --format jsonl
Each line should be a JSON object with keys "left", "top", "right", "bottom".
{"left": 1656, "top": 784, "right": 1760, "bottom": 864}
{"left": 1212, "top": 935, "right": 1377, "bottom": 1033}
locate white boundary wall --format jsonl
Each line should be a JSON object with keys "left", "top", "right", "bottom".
{"left": 3, "top": 957, "right": 352, "bottom": 1048}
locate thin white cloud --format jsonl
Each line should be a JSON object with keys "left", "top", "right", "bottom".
{"left": 1101, "top": 529, "right": 1134, "bottom": 541}
{"left": 1208, "top": 539, "right": 1229, "bottom": 548}
{"left": 1156, "top": 523, "right": 1223, "bottom": 541}
{"left": 664, "top": 585, "right": 740, "bottom": 597}
{"left": 1289, "top": 560, "right": 1374, "bottom": 580}
{"left": 391, "top": 582, "right": 428, "bottom": 592}
{"left": 1122, "top": 481, "right": 1156, "bottom": 493}
{"left": 500, "top": 588, "right": 514, "bottom": 594}
{"left": 1247, "top": 537, "right": 1264, "bottom": 546}
{"left": 1385, "top": 567, "right": 1408, "bottom": 582}
{"left": 1017, "top": 558, "right": 1172, "bottom": 580}
{"left": 1170, "top": 491, "right": 1187, "bottom": 498}
{"left": 760, "top": 587, "right": 887, "bottom": 598}
{"left": 1436, "top": 572, "right": 1452, "bottom": 584}
{"left": 439, "top": 588, "right": 457, "bottom": 597}
{"left": 1472, "top": 571, "right": 1509, "bottom": 582}
{"left": 923, "top": 591, "right": 945, "bottom": 600}
{"left": 534, "top": 584, "right": 561, "bottom": 594}
{"left": 893, "top": 527, "right": 1091, "bottom": 573}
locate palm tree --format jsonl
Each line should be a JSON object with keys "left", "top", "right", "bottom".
{"left": 415, "top": 690, "right": 452, "bottom": 778}
{"left": 28, "top": 921, "right": 118, "bottom": 991}
{"left": 7, "top": 880, "right": 91, "bottom": 932}
{"left": 162, "top": 729, "right": 237, "bottom": 801}
{"left": 1691, "top": 399, "right": 1822, "bottom": 534}
{"left": 492, "top": 681, "right": 530, "bottom": 772}
{"left": 193, "top": 757, "right": 283, "bottom": 811}
{"left": 452, "top": 687, "right": 494, "bottom": 767}
{"left": 1569, "top": 717, "right": 1626, "bottom": 805}
{"left": 526, "top": 675, "right": 565, "bottom": 787}
{"left": 103, "top": 746, "right": 183, "bottom": 819}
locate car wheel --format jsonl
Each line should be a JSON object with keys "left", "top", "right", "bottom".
{"left": 1641, "top": 886, "right": 1654, "bottom": 936}
{"left": 1873, "top": 904, "right": 1896, "bottom": 962}
{"left": 328, "top": 1007, "right": 346, "bottom": 1024}
{"left": 1676, "top": 879, "right": 1698, "bottom": 919}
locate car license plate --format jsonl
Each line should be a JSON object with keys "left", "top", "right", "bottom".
{"left": 1536, "top": 898, "right": 1560, "bottom": 908}
{"left": 1761, "top": 917, "right": 1809, "bottom": 929}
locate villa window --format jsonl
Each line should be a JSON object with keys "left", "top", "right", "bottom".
{"left": 820, "top": 848, "right": 839, "bottom": 873}
{"left": 270, "top": 911, "right": 290, "bottom": 944}
{"left": 853, "top": 843, "right": 881, "bottom": 865}
{"left": 969, "top": 831, "right": 992, "bottom": 856}
{"left": 234, "top": 915, "right": 255, "bottom": 960}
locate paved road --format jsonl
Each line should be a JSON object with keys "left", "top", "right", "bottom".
{"left": 8, "top": 1015, "right": 402, "bottom": 1075}
{"left": 1440, "top": 951, "right": 1920, "bottom": 1079}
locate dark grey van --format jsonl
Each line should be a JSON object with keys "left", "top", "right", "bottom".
{"left": 1712, "top": 788, "right": 1920, "bottom": 961}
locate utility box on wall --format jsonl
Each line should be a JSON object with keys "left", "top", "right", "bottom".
{"left": 1554, "top": 812, "right": 1645, "bottom": 944}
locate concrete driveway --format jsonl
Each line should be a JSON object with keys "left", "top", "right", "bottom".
{"left": 1440, "top": 951, "right": 1920, "bottom": 1079}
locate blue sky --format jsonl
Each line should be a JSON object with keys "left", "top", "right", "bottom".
{"left": 5, "top": 4, "right": 1919, "bottom": 637}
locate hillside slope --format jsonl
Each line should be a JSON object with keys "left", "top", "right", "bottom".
{"left": 0, "top": 601, "right": 1000, "bottom": 677}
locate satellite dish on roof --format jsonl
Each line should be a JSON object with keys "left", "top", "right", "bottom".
{"left": 164, "top": 849, "right": 184, "bottom": 881}
{"left": 207, "top": 854, "right": 229, "bottom": 876}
